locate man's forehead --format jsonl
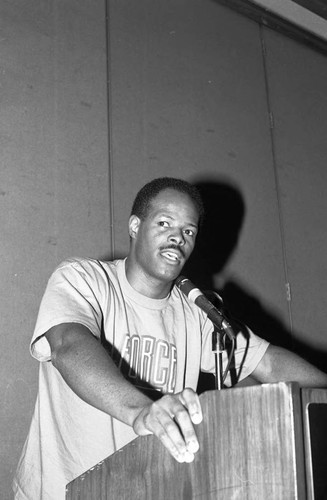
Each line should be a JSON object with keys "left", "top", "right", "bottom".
{"left": 149, "top": 188, "right": 199, "bottom": 214}
{"left": 150, "top": 188, "right": 195, "bottom": 206}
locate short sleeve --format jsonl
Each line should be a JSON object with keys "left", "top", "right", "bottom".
{"left": 31, "top": 259, "right": 105, "bottom": 362}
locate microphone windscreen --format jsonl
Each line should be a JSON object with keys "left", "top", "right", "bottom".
{"left": 175, "top": 276, "right": 194, "bottom": 296}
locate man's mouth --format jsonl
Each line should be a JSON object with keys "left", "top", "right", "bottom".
{"left": 161, "top": 251, "right": 180, "bottom": 262}
{"left": 160, "top": 247, "right": 185, "bottom": 263}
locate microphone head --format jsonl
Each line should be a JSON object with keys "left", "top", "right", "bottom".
{"left": 175, "top": 276, "right": 197, "bottom": 297}
{"left": 175, "top": 275, "right": 186, "bottom": 288}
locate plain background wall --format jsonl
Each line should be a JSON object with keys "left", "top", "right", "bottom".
{"left": 1, "top": 0, "right": 327, "bottom": 497}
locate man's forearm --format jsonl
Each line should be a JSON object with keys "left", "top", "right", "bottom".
{"left": 45, "top": 322, "right": 203, "bottom": 463}
{"left": 46, "top": 323, "right": 151, "bottom": 426}
{"left": 252, "top": 344, "right": 327, "bottom": 387}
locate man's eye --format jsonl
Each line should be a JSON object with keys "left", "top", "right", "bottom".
{"left": 184, "top": 229, "right": 195, "bottom": 237}
{"left": 158, "top": 221, "right": 169, "bottom": 227}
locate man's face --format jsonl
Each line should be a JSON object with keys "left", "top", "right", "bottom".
{"left": 129, "top": 188, "right": 199, "bottom": 285}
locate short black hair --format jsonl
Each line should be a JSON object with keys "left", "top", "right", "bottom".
{"left": 131, "top": 177, "right": 205, "bottom": 224}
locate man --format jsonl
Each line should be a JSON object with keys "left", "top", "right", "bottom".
{"left": 13, "top": 177, "right": 327, "bottom": 499}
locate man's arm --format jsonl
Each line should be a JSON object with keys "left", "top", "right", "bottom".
{"left": 45, "top": 322, "right": 202, "bottom": 463}
{"left": 251, "top": 344, "right": 327, "bottom": 387}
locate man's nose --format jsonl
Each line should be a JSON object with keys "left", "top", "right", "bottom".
{"left": 169, "top": 228, "right": 185, "bottom": 245}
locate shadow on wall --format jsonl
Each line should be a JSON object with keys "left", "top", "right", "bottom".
{"left": 184, "top": 177, "right": 327, "bottom": 384}
{"left": 184, "top": 178, "right": 246, "bottom": 290}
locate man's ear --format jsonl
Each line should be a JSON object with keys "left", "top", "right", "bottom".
{"left": 128, "top": 215, "right": 141, "bottom": 239}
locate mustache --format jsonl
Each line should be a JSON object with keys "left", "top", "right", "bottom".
{"left": 159, "top": 244, "right": 186, "bottom": 258}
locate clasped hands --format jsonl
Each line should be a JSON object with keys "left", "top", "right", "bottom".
{"left": 133, "top": 388, "right": 203, "bottom": 463}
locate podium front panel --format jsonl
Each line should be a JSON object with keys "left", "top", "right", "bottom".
{"left": 67, "top": 383, "right": 308, "bottom": 499}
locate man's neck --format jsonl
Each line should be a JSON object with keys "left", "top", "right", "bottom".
{"left": 125, "top": 259, "right": 172, "bottom": 299}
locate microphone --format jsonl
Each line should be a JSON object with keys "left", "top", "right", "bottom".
{"left": 175, "top": 276, "right": 235, "bottom": 338}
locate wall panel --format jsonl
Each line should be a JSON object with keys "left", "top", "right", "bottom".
{"left": 263, "top": 29, "right": 327, "bottom": 362}
{"left": 0, "top": 1, "right": 109, "bottom": 497}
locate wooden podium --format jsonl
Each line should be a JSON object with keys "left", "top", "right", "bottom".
{"left": 66, "top": 383, "right": 327, "bottom": 499}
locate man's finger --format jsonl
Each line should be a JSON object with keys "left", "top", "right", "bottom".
{"left": 179, "top": 388, "right": 203, "bottom": 425}
{"left": 172, "top": 400, "right": 200, "bottom": 455}
{"left": 157, "top": 424, "right": 195, "bottom": 463}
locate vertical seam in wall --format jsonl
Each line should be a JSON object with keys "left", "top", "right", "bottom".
{"left": 106, "top": 0, "right": 115, "bottom": 259}
{"left": 105, "top": 0, "right": 117, "bottom": 449}
{"left": 259, "top": 25, "right": 294, "bottom": 335}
